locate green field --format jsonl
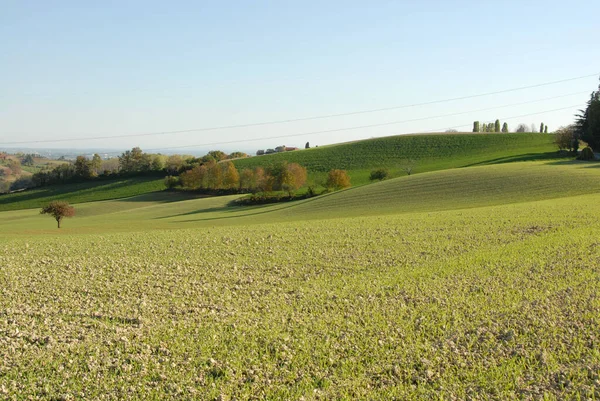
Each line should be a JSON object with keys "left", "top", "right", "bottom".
{"left": 1, "top": 159, "right": 600, "bottom": 399}
{"left": 234, "top": 133, "right": 561, "bottom": 185}
{"left": 0, "top": 176, "right": 167, "bottom": 212}
{"left": 0, "top": 133, "right": 562, "bottom": 212}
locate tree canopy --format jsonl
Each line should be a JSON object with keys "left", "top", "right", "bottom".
{"left": 40, "top": 201, "right": 75, "bottom": 228}
{"left": 576, "top": 80, "right": 600, "bottom": 150}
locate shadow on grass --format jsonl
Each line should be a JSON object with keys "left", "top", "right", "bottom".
{"left": 118, "top": 191, "right": 207, "bottom": 203}
{"left": 464, "top": 152, "right": 569, "bottom": 167}
{"left": 166, "top": 190, "right": 341, "bottom": 223}
{"left": 0, "top": 177, "right": 161, "bottom": 206}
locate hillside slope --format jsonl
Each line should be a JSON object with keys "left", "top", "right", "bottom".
{"left": 233, "top": 133, "right": 559, "bottom": 184}
{"left": 2, "top": 160, "right": 598, "bottom": 234}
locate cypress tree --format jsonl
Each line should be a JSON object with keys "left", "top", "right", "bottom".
{"left": 540, "top": 122, "right": 544, "bottom": 133}
{"left": 473, "top": 121, "right": 480, "bottom": 132}
{"left": 502, "top": 122, "right": 509, "bottom": 133}
{"left": 494, "top": 119, "right": 501, "bottom": 132}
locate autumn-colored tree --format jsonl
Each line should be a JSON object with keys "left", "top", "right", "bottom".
{"left": 207, "top": 150, "right": 228, "bottom": 162}
{"left": 239, "top": 168, "right": 255, "bottom": 190}
{"left": 206, "top": 161, "right": 223, "bottom": 189}
{"left": 7, "top": 159, "right": 21, "bottom": 176}
{"left": 221, "top": 161, "right": 240, "bottom": 189}
{"left": 40, "top": 201, "right": 75, "bottom": 228}
{"left": 326, "top": 169, "right": 351, "bottom": 190}
{"left": 254, "top": 167, "right": 270, "bottom": 192}
{"left": 180, "top": 165, "right": 204, "bottom": 189}
{"left": 283, "top": 163, "right": 307, "bottom": 196}
{"left": 166, "top": 155, "right": 185, "bottom": 174}
{"left": 228, "top": 151, "right": 248, "bottom": 159}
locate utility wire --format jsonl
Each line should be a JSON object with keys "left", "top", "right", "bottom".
{"left": 102, "top": 102, "right": 584, "bottom": 154}
{"left": 1, "top": 72, "right": 597, "bottom": 146}
{"left": 420, "top": 105, "right": 584, "bottom": 133}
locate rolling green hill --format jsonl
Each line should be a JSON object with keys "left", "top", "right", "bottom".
{"left": 233, "top": 133, "right": 560, "bottom": 184}
{"left": 0, "top": 176, "right": 167, "bottom": 212}
{"left": 0, "top": 133, "right": 562, "bottom": 212}
{"left": 1, "top": 159, "right": 600, "bottom": 399}
{"left": 1, "top": 160, "right": 598, "bottom": 234}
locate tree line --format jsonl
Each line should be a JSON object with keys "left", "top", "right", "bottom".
{"left": 27, "top": 148, "right": 250, "bottom": 188}
{"left": 472, "top": 120, "right": 548, "bottom": 133}
{"left": 178, "top": 160, "right": 310, "bottom": 196}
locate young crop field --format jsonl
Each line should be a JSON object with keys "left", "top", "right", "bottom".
{"left": 1, "top": 161, "right": 599, "bottom": 399}
{"left": 233, "top": 133, "right": 560, "bottom": 185}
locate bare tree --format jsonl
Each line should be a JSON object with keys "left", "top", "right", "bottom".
{"left": 400, "top": 159, "right": 417, "bottom": 176}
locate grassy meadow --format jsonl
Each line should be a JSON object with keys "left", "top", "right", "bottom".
{"left": 0, "top": 176, "right": 167, "bottom": 212}
{"left": 1, "top": 158, "right": 600, "bottom": 399}
{"left": 233, "top": 133, "right": 561, "bottom": 185}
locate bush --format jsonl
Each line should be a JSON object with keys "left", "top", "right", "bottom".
{"left": 326, "top": 169, "right": 351, "bottom": 190}
{"left": 577, "top": 147, "right": 595, "bottom": 161}
{"left": 369, "top": 168, "right": 389, "bottom": 181}
{"left": 554, "top": 126, "right": 577, "bottom": 152}
{"left": 164, "top": 175, "right": 180, "bottom": 189}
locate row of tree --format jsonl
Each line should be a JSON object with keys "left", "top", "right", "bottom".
{"left": 179, "top": 160, "right": 308, "bottom": 196}
{"left": 26, "top": 148, "right": 250, "bottom": 188}
{"left": 472, "top": 120, "right": 548, "bottom": 133}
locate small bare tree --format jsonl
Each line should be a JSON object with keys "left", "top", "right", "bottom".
{"left": 400, "top": 159, "right": 417, "bottom": 176}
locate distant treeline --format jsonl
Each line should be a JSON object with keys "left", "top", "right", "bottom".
{"left": 472, "top": 120, "right": 548, "bottom": 133}
{"left": 25, "top": 148, "right": 250, "bottom": 189}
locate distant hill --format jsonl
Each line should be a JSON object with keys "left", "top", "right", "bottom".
{"left": 233, "top": 133, "right": 559, "bottom": 185}
{"left": 0, "top": 133, "right": 562, "bottom": 211}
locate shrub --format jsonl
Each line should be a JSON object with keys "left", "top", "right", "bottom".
{"left": 577, "top": 147, "right": 595, "bottom": 161}
{"left": 369, "top": 168, "right": 389, "bottom": 181}
{"left": 164, "top": 175, "right": 180, "bottom": 189}
{"left": 554, "top": 126, "right": 577, "bottom": 152}
{"left": 326, "top": 169, "right": 351, "bottom": 190}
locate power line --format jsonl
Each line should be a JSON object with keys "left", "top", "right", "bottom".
{"left": 421, "top": 105, "right": 584, "bottom": 133}
{"left": 99, "top": 102, "right": 583, "bottom": 154}
{"left": 1, "top": 72, "right": 597, "bottom": 146}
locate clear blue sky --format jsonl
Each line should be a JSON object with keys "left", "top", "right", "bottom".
{"left": 1, "top": 0, "right": 599, "bottom": 153}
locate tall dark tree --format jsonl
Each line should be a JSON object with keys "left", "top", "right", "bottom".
{"left": 544, "top": 125, "right": 548, "bottom": 134}
{"left": 540, "top": 122, "right": 544, "bottom": 133}
{"left": 305, "top": 142, "right": 310, "bottom": 149}
{"left": 74, "top": 156, "right": 92, "bottom": 178}
{"left": 576, "top": 80, "right": 600, "bottom": 149}
{"left": 502, "top": 122, "right": 509, "bottom": 133}
{"left": 473, "top": 121, "right": 480, "bottom": 133}
{"left": 494, "top": 119, "right": 501, "bottom": 132}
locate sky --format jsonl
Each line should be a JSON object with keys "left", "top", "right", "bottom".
{"left": 1, "top": 0, "right": 599, "bottom": 155}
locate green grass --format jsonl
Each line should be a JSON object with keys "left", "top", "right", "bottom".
{"left": 1, "top": 166, "right": 600, "bottom": 398}
{"left": 0, "top": 176, "right": 167, "bottom": 212}
{"left": 233, "top": 133, "right": 561, "bottom": 185}
{"left": 2, "top": 159, "right": 600, "bottom": 399}
{"left": 2, "top": 160, "right": 599, "bottom": 235}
